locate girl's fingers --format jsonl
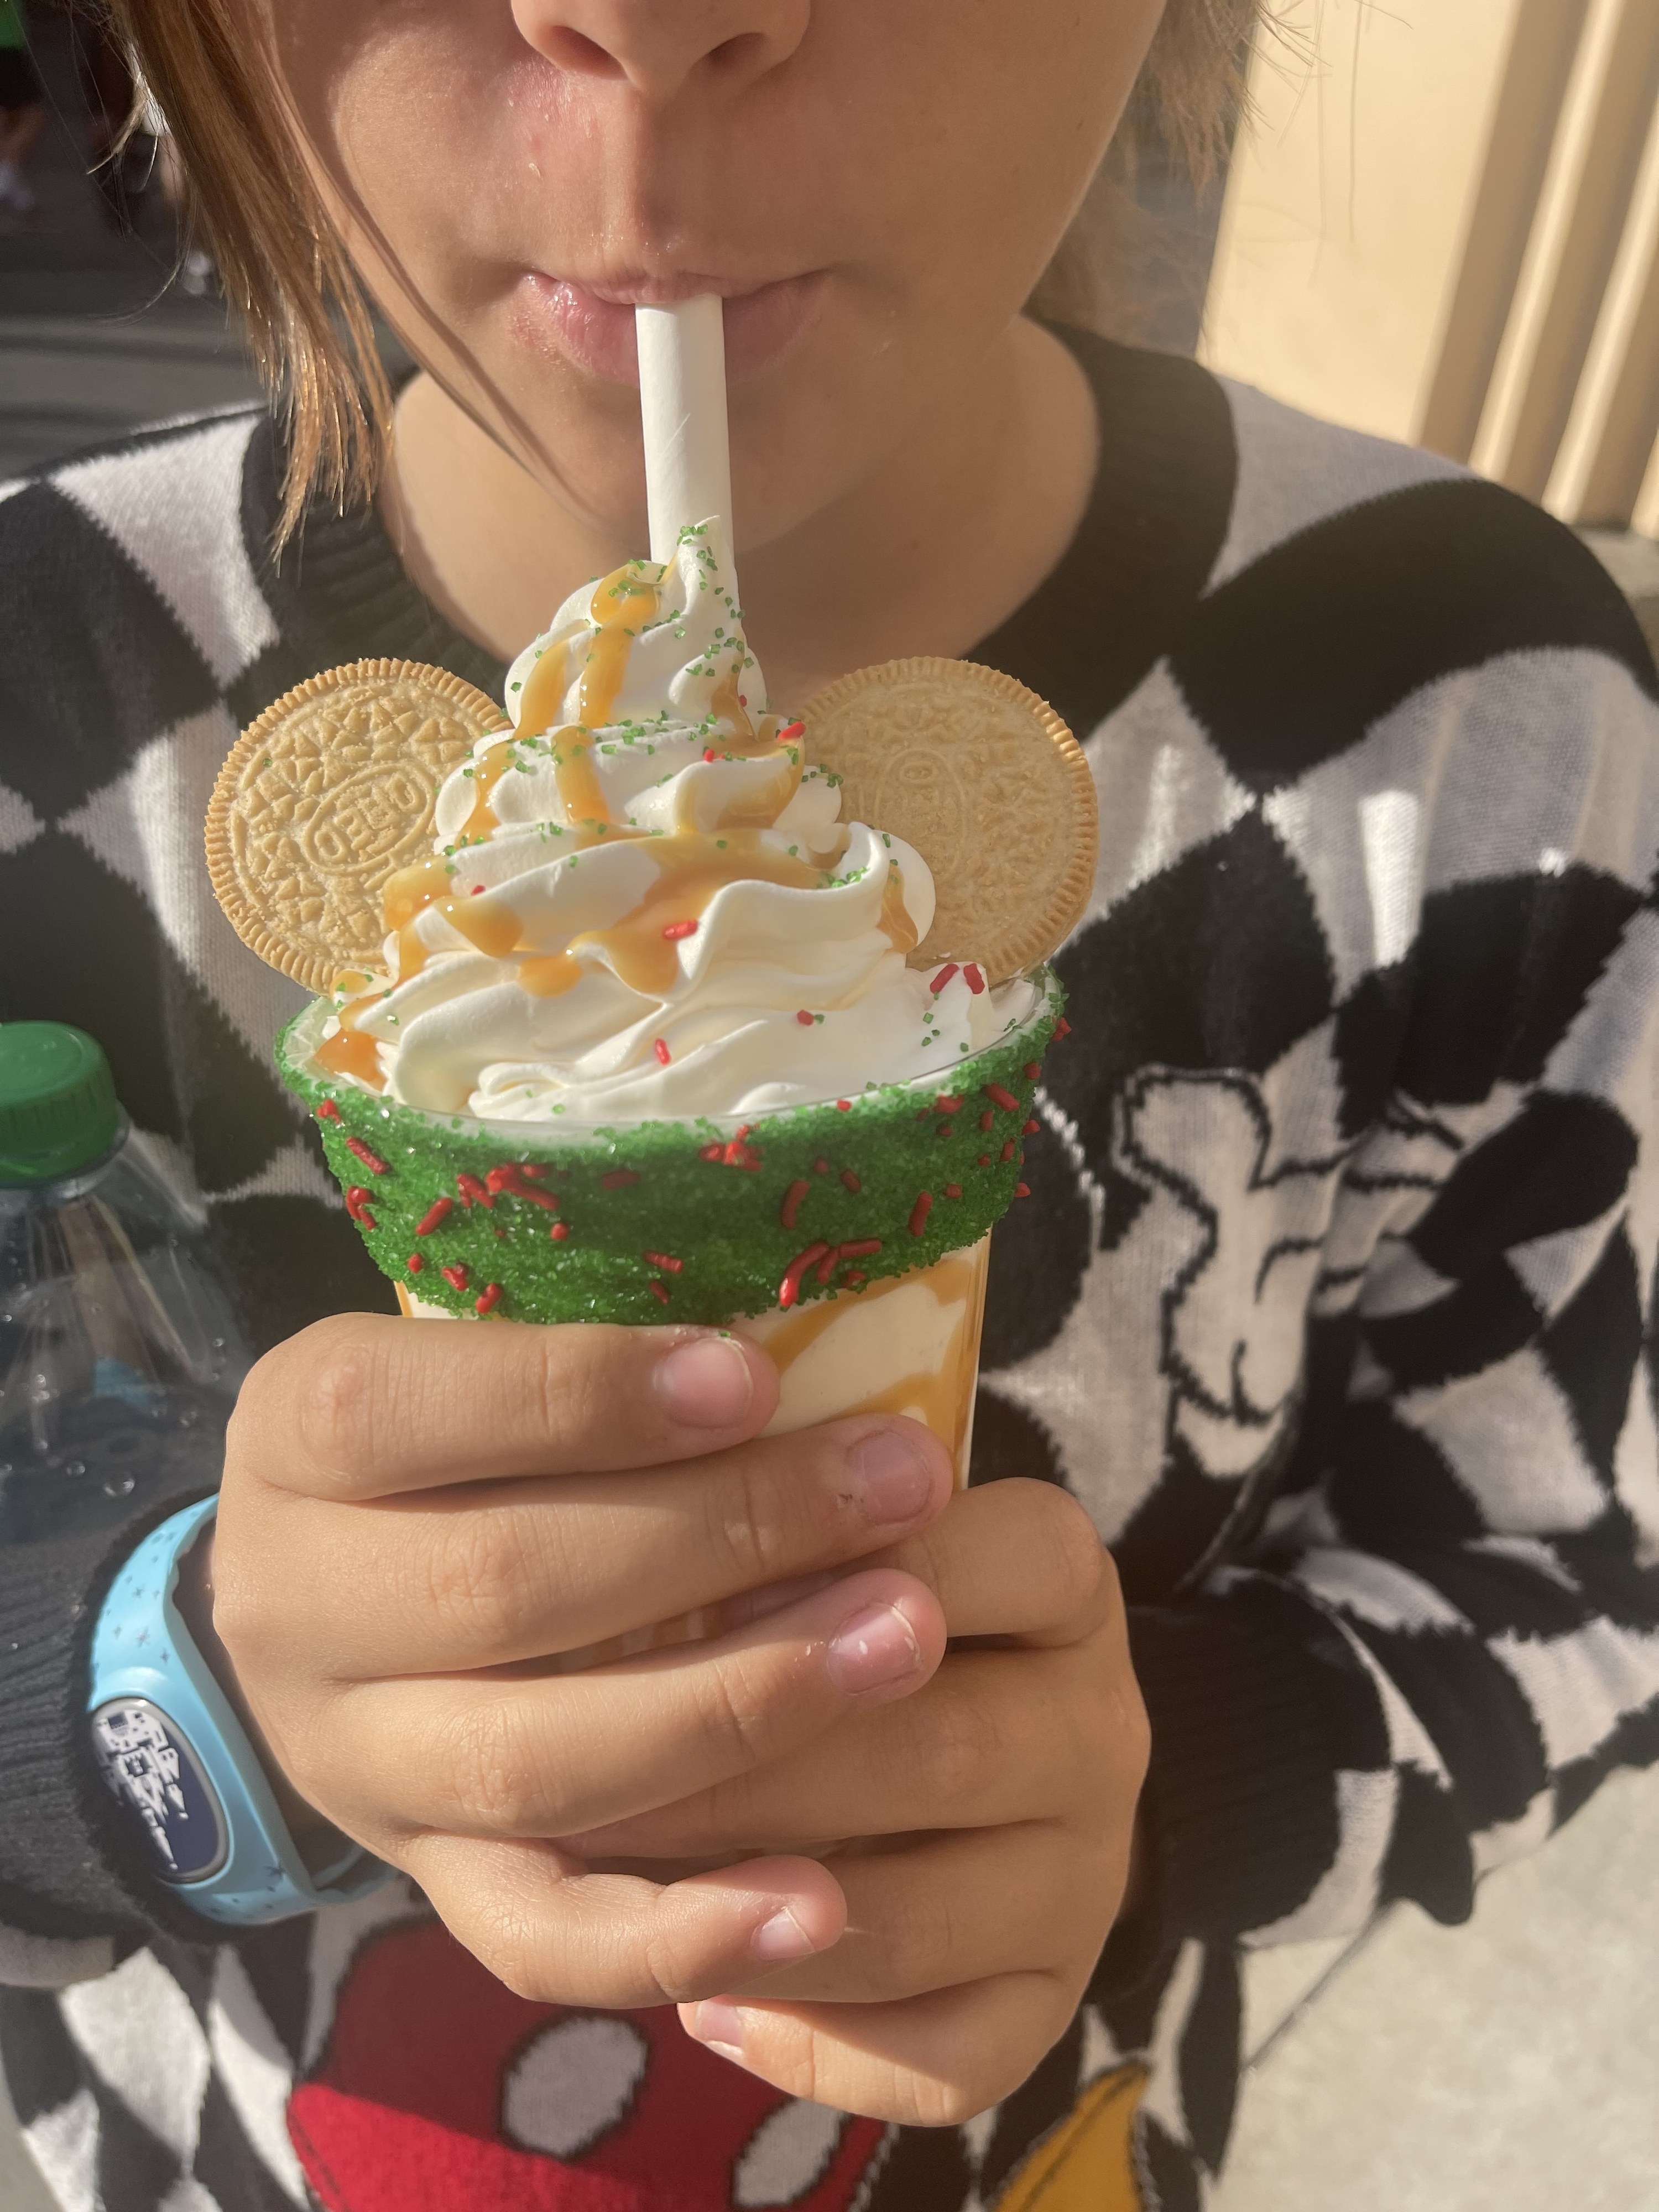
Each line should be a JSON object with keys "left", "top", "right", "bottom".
{"left": 727, "top": 1822, "right": 1110, "bottom": 2005}
{"left": 562, "top": 1505, "right": 1142, "bottom": 1863}
{"left": 870, "top": 1476, "right": 1118, "bottom": 1644}
{"left": 679, "top": 1972, "right": 1083, "bottom": 2129}
{"left": 231, "top": 1313, "right": 780, "bottom": 1501}
{"left": 230, "top": 1412, "right": 952, "bottom": 1676}
{"left": 564, "top": 1641, "right": 1114, "bottom": 1858}
{"left": 299, "top": 1568, "right": 947, "bottom": 1846}
{"left": 404, "top": 1833, "right": 848, "bottom": 2011}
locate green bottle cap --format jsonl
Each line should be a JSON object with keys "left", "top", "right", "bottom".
{"left": 0, "top": 1023, "right": 122, "bottom": 1184}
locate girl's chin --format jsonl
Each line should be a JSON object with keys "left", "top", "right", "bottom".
{"left": 511, "top": 271, "right": 829, "bottom": 386}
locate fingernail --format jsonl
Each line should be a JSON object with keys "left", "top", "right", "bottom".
{"left": 826, "top": 1600, "right": 923, "bottom": 1693}
{"left": 654, "top": 1335, "right": 754, "bottom": 1428}
{"left": 846, "top": 1425, "right": 938, "bottom": 1524}
{"left": 688, "top": 1997, "right": 746, "bottom": 2059}
{"left": 750, "top": 1907, "right": 816, "bottom": 1963}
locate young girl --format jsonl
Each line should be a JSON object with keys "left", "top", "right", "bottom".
{"left": 3, "top": 3, "right": 1657, "bottom": 2208}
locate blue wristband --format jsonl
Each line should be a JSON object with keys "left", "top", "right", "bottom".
{"left": 87, "top": 1496, "right": 393, "bottom": 1926}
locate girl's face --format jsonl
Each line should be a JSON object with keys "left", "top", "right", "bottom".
{"left": 274, "top": 0, "right": 1162, "bottom": 546}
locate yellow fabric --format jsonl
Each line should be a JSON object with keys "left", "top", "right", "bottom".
{"left": 989, "top": 2062, "right": 1148, "bottom": 2212}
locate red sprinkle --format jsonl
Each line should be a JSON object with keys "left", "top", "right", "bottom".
{"left": 813, "top": 1157, "right": 830, "bottom": 1175}
{"left": 315, "top": 1099, "right": 341, "bottom": 1123}
{"left": 1024, "top": 1118, "right": 1041, "bottom": 1135}
{"left": 980, "top": 1110, "right": 995, "bottom": 1131}
{"left": 407, "top": 1254, "right": 424, "bottom": 1273}
{"left": 1015, "top": 1182, "right": 1031, "bottom": 1198}
{"left": 841, "top": 1168, "right": 861, "bottom": 1193}
{"left": 796, "top": 1009, "right": 814, "bottom": 1025}
{"left": 937, "top": 1121, "right": 954, "bottom": 1139}
{"left": 456, "top": 1171, "right": 494, "bottom": 1209}
{"left": 978, "top": 1154, "right": 992, "bottom": 1167}
{"left": 474, "top": 1283, "right": 503, "bottom": 1315}
{"left": 470, "top": 884, "right": 485, "bottom": 896}
{"left": 601, "top": 1169, "right": 639, "bottom": 1190}
{"left": 661, "top": 919, "right": 698, "bottom": 941}
{"left": 486, "top": 1164, "right": 559, "bottom": 1211}
{"left": 441, "top": 1264, "right": 470, "bottom": 1291}
{"left": 1002, "top": 1140, "right": 1016, "bottom": 1161}
{"left": 345, "top": 1135, "right": 389, "bottom": 1176}
{"left": 550, "top": 1222, "right": 570, "bottom": 1240}
{"left": 779, "top": 1178, "right": 811, "bottom": 1230}
{"left": 908, "top": 1191, "right": 933, "bottom": 1237}
{"left": 703, "top": 745, "right": 719, "bottom": 763}
{"left": 518, "top": 1162, "right": 547, "bottom": 1179}
{"left": 813, "top": 1238, "right": 879, "bottom": 1286}
{"left": 776, "top": 719, "right": 805, "bottom": 743}
{"left": 1053, "top": 1017, "right": 1072, "bottom": 1040}
{"left": 964, "top": 963, "right": 985, "bottom": 995}
{"left": 985, "top": 1084, "right": 1020, "bottom": 1113}
{"left": 836, "top": 1099, "right": 852, "bottom": 1112}
{"left": 1024, "top": 1062, "right": 1042, "bottom": 1080}
{"left": 945, "top": 1183, "right": 962, "bottom": 1198}
{"left": 935, "top": 1095, "right": 963, "bottom": 1114}
{"left": 344, "top": 1186, "right": 376, "bottom": 1228}
{"left": 644, "top": 1250, "right": 684, "bottom": 1273}
{"left": 779, "top": 1240, "right": 831, "bottom": 1308}
{"left": 842, "top": 1270, "right": 867, "bottom": 1287}
{"left": 654, "top": 1037, "right": 672, "bottom": 1065}
{"left": 700, "top": 1131, "right": 763, "bottom": 1170}
{"left": 648, "top": 1280, "right": 671, "bottom": 1305}
{"left": 414, "top": 1196, "right": 453, "bottom": 1237}
{"left": 929, "top": 964, "right": 959, "bottom": 994}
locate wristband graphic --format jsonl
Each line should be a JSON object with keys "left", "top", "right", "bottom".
{"left": 87, "top": 1495, "right": 393, "bottom": 1925}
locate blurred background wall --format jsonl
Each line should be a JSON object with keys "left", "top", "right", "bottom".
{"left": 1202, "top": 0, "right": 1659, "bottom": 640}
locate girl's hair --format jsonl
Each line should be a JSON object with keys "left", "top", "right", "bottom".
{"left": 109, "top": 0, "right": 1259, "bottom": 542}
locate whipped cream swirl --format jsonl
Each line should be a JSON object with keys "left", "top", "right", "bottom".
{"left": 322, "top": 525, "right": 1036, "bottom": 1120}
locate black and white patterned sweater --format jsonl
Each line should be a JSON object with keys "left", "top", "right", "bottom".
{"left": 2, "top": 332, "right": 1657, "bottom": 2212}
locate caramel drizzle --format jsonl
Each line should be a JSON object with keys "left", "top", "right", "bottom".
{"left": 321, "top": 556, "right": 900, "bottom": 1071}
{"left": 568, "top": 827, "right": 849, "bottom": 995}
{"left": 743, "top": 1242, "right": 989, "bottom": 1483}
{"left": 580, "top": 564, "right": 659, "bottom": 728}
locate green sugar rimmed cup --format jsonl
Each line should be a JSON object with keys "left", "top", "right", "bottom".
{"left": 277, "top": 970, "right": 1066, "bottom": 1326}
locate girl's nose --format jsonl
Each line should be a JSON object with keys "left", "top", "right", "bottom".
{"left": 510, "top": 0, "right": 811, "bottom": 102}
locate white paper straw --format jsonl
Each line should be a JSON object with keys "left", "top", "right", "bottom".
{"left": 637, "top": 296, "right": 734, "bottom": 585}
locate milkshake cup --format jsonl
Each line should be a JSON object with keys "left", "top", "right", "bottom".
{"left": 278, "top": 972, "right": 1060, "bottom": 1489}
{"left": 278, "top": 972, "right": 1057, "bottom": 1662}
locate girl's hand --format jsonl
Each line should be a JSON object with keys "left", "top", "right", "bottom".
{"left": 210, "top": 1312, "right": 959, "bottom": 2006}
{"left": 568, "top": 1479, "right": 1150, "bottom": 2126}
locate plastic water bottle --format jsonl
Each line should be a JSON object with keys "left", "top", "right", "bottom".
{"left": 0, "top": 1024, "right": 248, "bottom": 1546}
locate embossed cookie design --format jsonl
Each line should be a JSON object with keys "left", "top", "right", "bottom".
{"left": 206, "top": 660, "right": 508, "bottom": 991}
{"left": 802, "top": 657, "right": 1097, "bottom": 982}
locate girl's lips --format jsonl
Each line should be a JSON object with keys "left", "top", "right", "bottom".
{"left": 515, "top": 270, "right": 827, "bottom": 385}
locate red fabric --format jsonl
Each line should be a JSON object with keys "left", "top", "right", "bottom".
{"left": 288, "top": 1919, "right": 885, "bottom": 2212}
